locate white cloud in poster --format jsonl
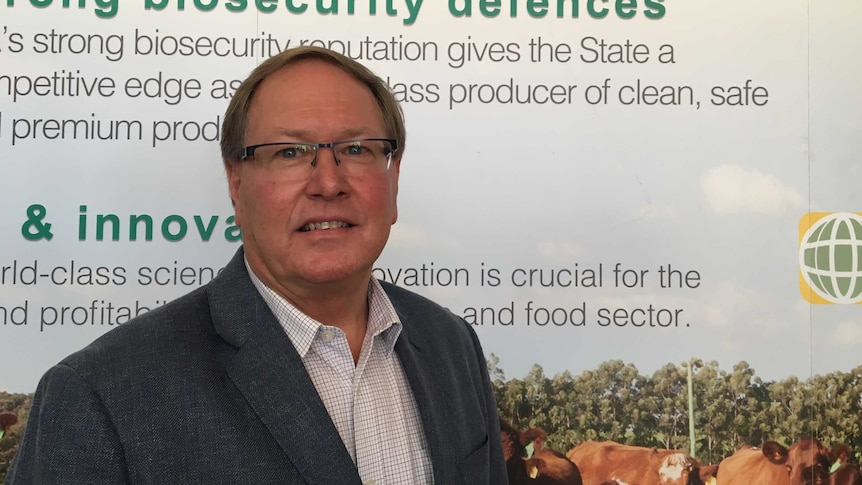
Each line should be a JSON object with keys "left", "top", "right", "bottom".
{"left": 697, "top": 281, "right": 804, "bottom": 344}
{"left": 634, "top": 203, "right": 678, "bottom": 221}
{"left": 388, "top": 223, "right": 429, "bottom": 248}
{"left": 536, "top": 241, "right": 584, "bottom": 263}
{"left": 699, "top": 282, "right": 756, "bottom": 329}
{"left": 701, "top": 164, "right": 804, "bottom": 215}
{"left": 828, "top": 321, "right": 862, "bottom": 347}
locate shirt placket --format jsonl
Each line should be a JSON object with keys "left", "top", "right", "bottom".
{"left": 354, "top": 334, "right": 384, "bottom": 483}
{"left": 311, "top": 326, "right": 357, "bottom": 460}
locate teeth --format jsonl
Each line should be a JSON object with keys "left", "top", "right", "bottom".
{"left": 301, "top": 221, "right": 350, "bottom": 232}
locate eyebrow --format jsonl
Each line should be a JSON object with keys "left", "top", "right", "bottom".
{"left": 273, "top": 127, "right": 379, "bottom": 142}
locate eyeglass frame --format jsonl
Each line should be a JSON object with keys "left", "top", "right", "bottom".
{"left": 240, "top": 138, "right": 399, "bottom": 170}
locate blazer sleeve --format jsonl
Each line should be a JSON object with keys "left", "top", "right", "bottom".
{"left": 6, "top": 364, "right": 129, "bottom": 485}
{"left": 466, "top": 324, "right": 509, "bottom": 485}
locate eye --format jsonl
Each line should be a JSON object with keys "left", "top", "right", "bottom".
{"left": 276, "top": 144, "right": 310, "bottom": 158}
{"left": 344, "top": 142, "right": 367, "bottom": 156}
{"left": 277, "top": 147, "right": 297, "bottom": 158}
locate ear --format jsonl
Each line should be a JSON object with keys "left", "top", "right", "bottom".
{"left": 225, "top": 160, "right": 243, "bottom": 225}
{"left": 389, "top": 156, "right": 401, "bottom": 225}
{"left": 762, "top": 441, "right": 789, "bottom": 465}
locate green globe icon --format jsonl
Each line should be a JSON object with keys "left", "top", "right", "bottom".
{"left": 799, "top": 212, "right": 862, "bottom": 304}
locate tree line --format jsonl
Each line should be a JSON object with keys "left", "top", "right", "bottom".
{"left": 489, "top": 356, "right": 862, "bottom": 465}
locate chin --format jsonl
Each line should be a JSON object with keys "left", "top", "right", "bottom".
{"left": 299, "top": 261, "right": 370, "bottom": 285}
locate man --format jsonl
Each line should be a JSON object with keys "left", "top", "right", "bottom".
{"left": 8, "top": 47, "right": 507, "bottom": 484}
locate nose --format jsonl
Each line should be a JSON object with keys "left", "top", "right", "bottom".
{"left": 305, "top": 146, "right": 348, "bottom": 198}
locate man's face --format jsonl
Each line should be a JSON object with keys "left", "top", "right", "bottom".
{"left": 226, "top": 60, "right": 400, "bottom": 294}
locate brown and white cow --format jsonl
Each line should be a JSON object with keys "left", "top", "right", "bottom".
{"left": 0, "top": 411, "right": 17, "bottom": 439}
{"left": 830, "top": 463, "right": 862, "bottom": 485}
{"left": 716, "top": 438, "right": 830, "bottom": 485}
{"left": 500, "top": 420, "right": 584, "bottom": 485}
{"left": 829, "top": 444, "right": 852, "bottom": 467}
{"left": 827, "top": 443, "right": 861, "bottom": 485}
{"left": 567, "top": 440, "right": 716, "bottom": 485}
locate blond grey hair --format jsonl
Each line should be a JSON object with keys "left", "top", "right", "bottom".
{"left": 220, "top": 46, "right": 405, "bottom": 164}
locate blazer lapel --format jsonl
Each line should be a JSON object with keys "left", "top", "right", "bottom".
{"left": 207, "top": 249, "right": 361, "bottom": 485}
{"left": 392, "top": 302, "right": 459, "bottom": 485}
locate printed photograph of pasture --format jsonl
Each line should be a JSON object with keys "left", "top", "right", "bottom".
{"left": 491, "top": 357, "right": 861, "bottom": 484}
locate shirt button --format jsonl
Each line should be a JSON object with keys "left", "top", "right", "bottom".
{"left": 320, "top": 328, "right": 336, "bottom": 341}
{"left": 364, "top": 481, "right": 376, "bottom": 485}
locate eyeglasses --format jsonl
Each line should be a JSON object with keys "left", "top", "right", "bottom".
{"left": 241, "top": 138, "right": 398, "bottom": 180}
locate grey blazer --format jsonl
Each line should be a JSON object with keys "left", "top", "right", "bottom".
{"left": 7, "top": 248, "right": 508, "bottom": 484}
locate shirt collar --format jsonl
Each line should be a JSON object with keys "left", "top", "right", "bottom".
{"left": 244, "top": 258, "right": 402, "bottom": 358}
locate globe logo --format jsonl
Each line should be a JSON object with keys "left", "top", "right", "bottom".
{"left": 799, "top": 212, "right": 862, "bottom": 304}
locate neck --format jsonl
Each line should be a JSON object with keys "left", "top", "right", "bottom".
{"left": 288, "top": 279, "right": 369, "bottom": 330}
{"left": 247, "top": 259, "right": 371, "bottom": 363}
{"left": 285, "top": 278, "right": 369, "bottom": 364}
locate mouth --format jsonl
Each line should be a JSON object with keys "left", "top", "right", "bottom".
{"left": 299, "top": 221, "right": 353, "bottom": 232}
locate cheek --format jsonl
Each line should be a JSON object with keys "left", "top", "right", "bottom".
{"left": 356, "top": 178, "right": 396, "bottom": 213}
{"left": 391, "top": 192, "right": 400, "bottom": 223}
{"left": 378, "top": 189, "right": 399, "bottom": 224}
{"left": 383, "top": 175, "right": 400, "bottom": 220}
{"left": 238, "top": 179, "right": 294, "bottom": 229}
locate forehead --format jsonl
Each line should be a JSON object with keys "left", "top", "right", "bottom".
{"left": 246, "top": 59, "right": 385, "bottom": 140}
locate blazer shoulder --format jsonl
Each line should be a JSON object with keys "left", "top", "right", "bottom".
{"left": 58, "top": 285, "right": 213, "bottom": 381}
